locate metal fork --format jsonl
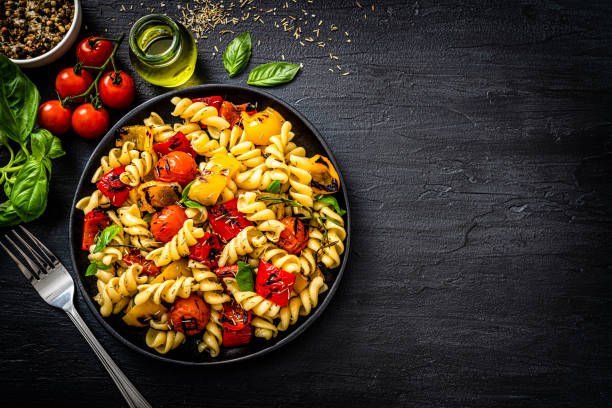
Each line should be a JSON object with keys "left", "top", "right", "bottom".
{"left": 1, "top": 225, "right": 152, "bottom": 408}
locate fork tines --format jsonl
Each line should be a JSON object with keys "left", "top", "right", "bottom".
{"left": 1, "top": 225, "right": 59, "bottom": 282}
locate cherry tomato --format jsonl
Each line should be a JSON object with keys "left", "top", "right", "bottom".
{"left": 123, "top": 249, "right": 160, "bottom": 277}
{"left": 76, "top": 36, "right": 114, "bottom": 68}
{"left": 189, "top": 233, "right": 223, "bottom": 268}
{"left": 55, "top": 67, "right": 93, "bottom": 102}
{"left": 96, "top": 166, "right": 131, "bottom": 206}
{"left": 278, "top": 217, "right": 309, "bottom": 254}
{"left": 169, "top": 295, "right": 210, "bottom": 336}
{"left": 150, "top": 205, "right": 188, "bottom": 243}
{"left": 219, "top": 301, "right": 252, "bottom": 331}
{"left": 37, "top": 100, "right": 72, "bottom": 134}
{"left": 82, "top": 208, "right": 110, "bottom": 251}
{"left": 72, "top": 104, "right": 110, "bottom": 139}
{"left": 154, "top": 151, "right": 197, "bottom": 187}
{"left": 99, "top": 71, "right": 135, "bottom": 110}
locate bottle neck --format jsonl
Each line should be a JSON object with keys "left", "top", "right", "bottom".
{"left": 129, "top": 14, "right": 181, "bottom": 66}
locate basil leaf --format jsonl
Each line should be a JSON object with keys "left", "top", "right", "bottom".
{"left": 180, "top": 180, "right": 203, "bottom": 208}
{"left": 183, "top": 199, "right": 203, "bottom": 208}
{"left": 0, "top": 203, "right": 22, "bottom": 227}
{"left": 142, "top": 213, "right": 153, "bottom": 224}
{"left": 266, "top": 180, "right": 281, "bottom": 194}
{"left": 247, "top": 62, "right": 300, "bottom": 87}
{"left": 47, "top": 135, "right": 66, "bottom": 159}
{"left": 236, "top": 261, "right": 255, "bottom": 291}
{"left": 31, "top": 129, "right": 65, "bottom": 160}
{"left": 223, "top": 32, "right": 252, "bottom": 77}
{"left": 314, "top": 194, "right": 346, "bottom": 216}
{"left": 9, "top": 159, "right": 49, "bottom": 222}
{"left": 94, "top": 224, "right": 121, "bottom": 253}
{"left": 86, "top": 261, "right": 111, "bottom": 276}
{"left": 0, "top": 55, "right": 40, "bottom": 143}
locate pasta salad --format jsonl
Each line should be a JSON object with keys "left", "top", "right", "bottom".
{"left": 76, "top": 95, "right": 347, "bottom": 357}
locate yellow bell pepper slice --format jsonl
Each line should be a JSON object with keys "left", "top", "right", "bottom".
{"left": 242, "top": 107, "right": 285, "bottom": 145}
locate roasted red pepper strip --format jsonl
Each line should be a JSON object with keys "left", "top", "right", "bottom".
{"left": 82, "top": 208, "right": 110, "bottom": 251}
{"left": 278, "top": 216, "right": 309, "bottom": 254}
{"left": 219, "top": 301, "right": 252, "bottom": 331}
{"left": 192, "top": 96, "right": 223, "bottom": 111}
{"left": 189, "top": 233, "right": 224, "bottom": 268}
{"left": 255, "top": 259, "right": 296, "bottom": 307}
{"left": 218, "top": 101, "right": 257, "bottom": 129}
{"left": 152, "top": 131, "right": 196, "bottom": 158}
{"left": 96, "top": 166, "right": 131, "bottom": 206}
{"left": 123, "top": 249, "right": 161, "bottom": 277}
{"left": 222, "top": 325, "right": 252, "bottom": 347}
{"left": 207, "top": 198, "right": 254, "bottom": 241}
{"left": 215, "top": 265, "right": 238, "bottom": 279}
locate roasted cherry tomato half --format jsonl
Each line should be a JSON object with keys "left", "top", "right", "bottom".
{"left": 82, "top": 208, "right": 110, "bottom": 251}
{"left": 150, "top": 205, "right": 188, "bottom": 243}
{"left": 154, "top": 151, "right": 198, "bottom": 187}
{"left": 96, "top": 166, "right": 131, "bottom": 206}
{"left": 169, "top": 295, "right": 210, "bottom": 336}
{"left": 152, "top": 131, "right": 196, "bottom": 158}
{"left": 219, "top": 301, "right": 252, "bottom": 331}
{"left": 38, "top": 100, "right": 72, "bottom": 134}
{"left": 189, "top": 233, "right": 223, "bottom": 268}
{"left": 215, "top": 265, "right": 238, "bottom": 279}
{"left": 76, "top": 36, "right": 114, "bottom": 68}
{"left": 255, "top": 259, "right": 296, "bottom": 307}
{"left": 222, "top": 325, "right": 252, "bottom": 347}
{"left": 218, "top": 101, "right": 257, "bottom": 129}
{"left": 278, "top": 217, "right": 309, "bottom": 255}
{"left": 72, "top": 103, "right": 110, "bottom": 139}
{"left": 55, "top": 67, "right": 94, "bottom": 102}
{"left": 207, "top": 198, "right": 254, "bottom": 241}
{"left": 99, "top": 71, "right": 135, "bottom": 110}
{"left": 123, "top": 249, "right": 161, "bottom": 277}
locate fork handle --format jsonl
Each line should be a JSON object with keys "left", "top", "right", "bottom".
{"left": 65, "top": 305, "right": 152, "bottom": 408}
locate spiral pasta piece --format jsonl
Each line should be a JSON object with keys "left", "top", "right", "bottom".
{"left": 288, "top": 154, "right": 314, "bottom": 208}
{"left": 75, "top": 190, "right": 111, "bottom": 214}
{"left": 135, "top": 276, "right": 198, "bottom": 306}
{"left": 145, "top": 328, "right": 185, "bottom": 354}
{"left": 88, "top": 245, "right": 124, "bottom": 266}
{"left": 149, "top": 312, "right": 172, "bottom": 330}
{"left": 91, "top": 141, "right": 139, "bottom": 183}
{"left": 277, "top": 276, "right": 328, "bottom": 331}
{"left": 189, "top": 260, "right": 230, "bottom": 309}
{"left": 237, "top": 191, "right": 277, "bottom": 222}
{"left": 145, "top": 219, "right": 205, "bottom": 266}
{"left": 144, "top": 112, "right": 176, "bottom": 142}
{"left": 198, "top": 309, "right": 223, "bottom": 357}
{"left": 249, "top": 243, "right": 301, "bottom": 275}
{"left": 185, "top": 206, "right": 208, "bottom": 225}
{"left": 95, "top": 265, "right": 147, "bottom": 317}
{"left": 117, "top": 204, "right": 159, "bottom": 249}
{"left": 170, "top": 97, "right": 230, "bottom": 129}
{"left": 314, "top": 203, "right": 347, "bottom": 269}
{"left": 119, "top": 150, "right": 157, "bottom": 187}
{"left": 252, "top": 316, "right": 279, "bottom": 340}
{"left": 224, "top": 277, "right": 281, "bottom": 319}
{"left": 217, "top": 226, "right": 267, "bottom": 267}
{"left": 256, "top": 220, "right": 286, "bottom": 242}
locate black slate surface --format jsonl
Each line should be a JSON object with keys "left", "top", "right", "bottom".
{"left": 1, "top": 0, "right": 612, "bottom": 406}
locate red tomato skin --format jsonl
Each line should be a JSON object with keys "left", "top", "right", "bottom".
{"left": 218, "top": 101, "right": 257, "bottom": 128}
{"left": 72, "top": 104, "right": 110, "bottom": 139}
{"left": 99, "top": 71, "right": 135, "bottom": 110}
{"left": 222, "top": 325, "right": 252, "bottom": 347}
{"left": 38, "top": 100, "right": 72, "bottom": 134}
{"left": 123, "top": 249, "right": 160, "bottom": 277}
{"left": 152, "top": 132, "right": 196, "bottom": 158}
{"left": 55, "top": 68, "right": 93, "bottom": 102}
{"left": 82, "top": 208, "right": 110, "bottom": 251}
{"left": 169, "top": 295, "right": 210, "bottom": 336}
{"left": 154, "top": 151, "right": 198, "bottom": 187}
{"left": 207, "top": 198, "right": 254, "bottom": 241}
{"left": 277, "top": 217, "right": 309, "bottom": 255}
{"left": 255, "top": 259, "right": 296, "bottom": 307}
{"left": 219, "top": 302, "right": 252, "bottom": 331}
{"left": 96, "top": 166, "right": 131, "bottom": 206}
{"left": 189, "top": 233, "right": 224, "bottom": 268}
{"left": 150, "top": 205, "right": 188, "bottom": 243}
{"left": 76, "top": 37, "right": 114, "bottom": 68}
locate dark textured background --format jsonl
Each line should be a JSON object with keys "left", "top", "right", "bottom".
{"left": 1, "top": 0, "right": 612, "bottom": 406}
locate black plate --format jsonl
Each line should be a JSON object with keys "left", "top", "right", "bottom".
{"left": 69, "top": 85, "right": 351, "bottom": 365}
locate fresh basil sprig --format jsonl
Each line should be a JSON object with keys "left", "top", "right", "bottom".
{"left": 223, "top": 32, "right": 252, "bottom": 77}
{"left": 266, "top": 180, "right": 281, "bottom": 194}
{"left": 236, "top": 261, "right": 255, "bottom": 291}
{"left": 93, "top": 224, "right": 121, "bottom": 253}
{"left": 142, "top": 213, "right": 153, "bottom": 224}
{"left": 179, "top": 180, "right": 203, "bottom": 208}
{"left": 247, "top": 62, "right": 300, "bottom": 87}
{"left": 85, "top": 261, "right": 111, "bottom": 276}
{"left": 314, "top": 194, "right": 346, "bottom": 216}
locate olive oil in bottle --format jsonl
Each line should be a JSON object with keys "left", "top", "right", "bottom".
{"left": 129, "top": 14, "right": 197, "bottom": 87}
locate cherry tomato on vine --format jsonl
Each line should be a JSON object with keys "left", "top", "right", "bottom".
{"left": 72, "top": 104, "right": 110, "bottom": 139}
{"left": 55, "top": 68, "right": 93, "bottom": 102}
{"left": 99, "top": 71, "right": 135, "bottom": 110}
{"left": 154, "top": 151, "right": 198, "bottom": 187}
{"left": 150, "top": 205, "right": 188, "bottom": 243}
{"left": 76, "top": 36, "right": 114, "bottom": 68}
{"left": 37, "top": 100, "right": 72, "bottom": 134}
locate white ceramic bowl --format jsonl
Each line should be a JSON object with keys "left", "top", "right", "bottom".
{"left": 10, "top": 0, "right": 82, "bottom": 68}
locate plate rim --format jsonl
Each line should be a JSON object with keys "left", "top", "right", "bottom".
{"left": 68, "top": 84, "right": 351, "bottom": 365}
